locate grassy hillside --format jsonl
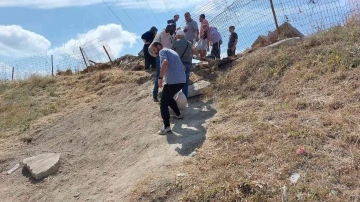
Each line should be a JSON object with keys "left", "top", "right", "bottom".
{"left": 1, "top": 23, "right": 360, "bottom": 202}
{"left": 133, "top": 25, "right": 360, "bottom": 201}
{"left": 0, "top": 70, "right": 149, "bottom": 141}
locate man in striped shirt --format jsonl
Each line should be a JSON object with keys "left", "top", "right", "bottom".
{"left": 203, "top": 24, "right": 222, "bottom": 60}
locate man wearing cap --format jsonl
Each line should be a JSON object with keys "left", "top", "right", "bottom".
{"left": 151, "top": 41, "right": 186, "bottom": 135}
{"left": 172, "top": 30, "right": 192, "bottom": 98}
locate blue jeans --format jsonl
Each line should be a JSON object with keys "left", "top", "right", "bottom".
{"left": 153, "top": 56, "right": 160, "bottom": 99}
{"left": 182, "top": 61, "right": 191, "bottom": 98}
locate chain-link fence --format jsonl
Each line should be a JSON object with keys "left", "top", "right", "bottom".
{"left": 1, "top": 0, "right": 359, "bottom": 81}
{"left": 0, "top": 38, "right": 116, "bottom": 81}
{"left": 187, "top": 0, "right": 360, "bottom": 58}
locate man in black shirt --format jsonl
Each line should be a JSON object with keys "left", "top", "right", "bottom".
{"left": 227, "top": 26, "right": 238, "bottom": 57}
{"left": 167, "top": 14, "right": 179, "bottom": 30}
{"left": 141, "top": 26, "right": 158, "bottom": 71}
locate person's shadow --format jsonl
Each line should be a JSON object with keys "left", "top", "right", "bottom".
{"left": 166, "top": 99, "right": 217, "bottom": 156}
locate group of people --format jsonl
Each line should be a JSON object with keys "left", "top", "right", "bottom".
{"left": 141, "top": 12, "right": 238, "bottom": 135}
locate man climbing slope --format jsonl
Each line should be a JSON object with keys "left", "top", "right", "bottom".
{"left": 151, "top": 41, "right": 186, "bottom": 135}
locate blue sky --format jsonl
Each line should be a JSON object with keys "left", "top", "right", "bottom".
{"left": 0, "top": 0, "right": 355, "bottom": 80}
{"left": 0, "top": 0, "right": 205, "bottom": 61}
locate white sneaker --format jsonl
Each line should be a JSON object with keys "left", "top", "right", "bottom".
{"left": 158, "top": 126, "right": 172, "bottom": 135}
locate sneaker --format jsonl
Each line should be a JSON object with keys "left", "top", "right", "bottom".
{"left": 153, "top": 98, "right": 159, "bottom": 102}
{"left": 174, "top": 114, "right": 183, "bottom": 119}
{"left": 158, "top": 126, "right": 171, "bottom": 135}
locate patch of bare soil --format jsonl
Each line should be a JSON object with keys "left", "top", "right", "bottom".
{"left": 0, "top": 79, "right": 216, "bottom": 202}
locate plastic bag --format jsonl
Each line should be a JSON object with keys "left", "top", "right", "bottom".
{"left": 168, "top": 90, "right": 187, "bottom": 112}
{"left": 174, "top": 90, "right": 187, "bottom": 110}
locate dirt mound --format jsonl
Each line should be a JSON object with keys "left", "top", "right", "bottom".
{"left": 113, "top": 54, "right": 145, "bottom": 71}
{"left": 251, "top": 22, "right": 304, "bottom": 48}
{"left": 81, "top": 63, "right": 112, "bottom": 74}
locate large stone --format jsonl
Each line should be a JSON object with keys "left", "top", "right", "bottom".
{"left": 22, "top": 153, "right": 60, "bottom": 180}
{"left": 187, "top": 80, "right": 211, "bottom": 98}
{"left": 268, "top": 37, "right": 301, "bottom": 48}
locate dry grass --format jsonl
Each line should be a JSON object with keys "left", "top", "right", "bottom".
{"left": 131, "top": 25, "right": 360, "bottom": 201}
{"left": 0, "top": 69, "right": 150, "bottom": 140}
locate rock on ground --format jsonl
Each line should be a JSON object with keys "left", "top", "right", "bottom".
{"left": 22, "top": 153, "right": 60, "bottom": 180}
{"left": 268, "top": 37, "right": 301, "bottom": 48}
{"left": 188, "top": 80, "right": 211, "bottom": 98}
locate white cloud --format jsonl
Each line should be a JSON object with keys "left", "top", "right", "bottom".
{"left": 49, "top": 23, "right": 138, "bottom": 58}
{"left": 0, "top": 23, "right": 137, "bottom": 61}
{"left": 0, "top": 25, "right": 51, "bottom": 58}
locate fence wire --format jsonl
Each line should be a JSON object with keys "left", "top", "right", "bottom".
{"left": 189, "top": 0, "right": 359, "bottom": 58}
{"left": 0, "top": 38, "right": 116, "bottom": 81}
{"left": 1, "top": 0, "right": 359, "bottom": 81}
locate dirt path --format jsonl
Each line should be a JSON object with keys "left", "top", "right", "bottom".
{"left": 0, "top": 81, "right": 216, "bottom": 202}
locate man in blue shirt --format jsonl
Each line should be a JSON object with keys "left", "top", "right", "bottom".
{"left": 151, "top": 41, "right": 186, "bottom": 135}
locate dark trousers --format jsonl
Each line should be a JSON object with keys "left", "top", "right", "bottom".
{"left": 160, "top": 83, "right": 185, "bottom": 128}
{"left": 153, "top": 56, "right": 160, "bottom": 99}
{"left": 182, "top": 61, "right": 191, "bottom": 98}
{"left": 227, "top": 48, "right": 236, "bottom": 57}
{"left": 143, "top": 44, "right": 156, "bottom": 70}
{"left": 211, "top": 41, "right": 221, "bottom": 59}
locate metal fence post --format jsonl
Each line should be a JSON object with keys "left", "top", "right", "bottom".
{"left": 270, "top": 0, "right": 281, "bottom": 35}
{"left": 51, "top": 55, "right": 54, "bottom": 76}
{"left": 12, "top": 67, "right": 14, "bottom": 81}
{"left": 79, "top": 47, "right": 88, "bottom": 68}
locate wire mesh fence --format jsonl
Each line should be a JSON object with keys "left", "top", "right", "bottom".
{"left": 188, "top": 0, "right": 360, "bottom": 58}
{"left": 0, "top": 38, "right": 116, "bottom": 81}
{"left": 1, "top": 0, "right": 359, "bottom": 81}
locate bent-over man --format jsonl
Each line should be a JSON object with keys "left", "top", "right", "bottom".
{"left": 151, "top": 42, "right": 186, "bottom": 135}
